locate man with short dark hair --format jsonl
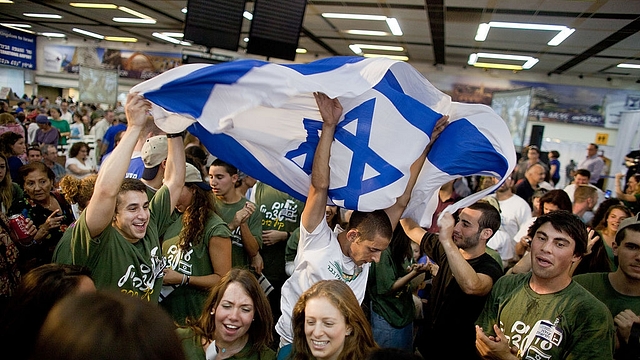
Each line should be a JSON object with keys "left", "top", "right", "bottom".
{"left": 275, "top": 93, "right": 446, "bottom": 355}
{"left": 476, "top": 210, "right": 614, "bottom": 359}
{"left": 26, "top": 146, "right": 42, "bottom": 163}
{"left": 574, "top": 214, "right": 640, "bottom": 359}
{"left": 564, "top": 168, "right": 605, "bottom": 208}
{"left": 402, "top": 201, "right": 504, "bottom": 358}
{"left": 41, "top": 144, "right": 66, "bottom": 186}
{"left": 579, "top": 143, "right": 605, "bottom": 186}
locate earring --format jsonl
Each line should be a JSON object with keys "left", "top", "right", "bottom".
{"left": 210, "top": 310, "right": 215, "bottom": 315}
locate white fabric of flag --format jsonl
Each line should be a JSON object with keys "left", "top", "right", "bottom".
{"left": 131, "top": 56, "right": 516, "bottom": 227}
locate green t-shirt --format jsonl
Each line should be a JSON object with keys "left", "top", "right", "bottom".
{"left": 368, "top": 248, "right": 415, "bottom": 328}
{"left": 573, "top": 272, "right": 640, "bottom": 320}
{"left": 214, "top": 197, "right": 262, "bottom": 269}
{"left": 68, "top": 186, "right": 173, "bottom": 302}
{"left": 176, "top": 327, "right": 276, "bottom": 360}
{"left": 252, "top": 182, "right": 304, "bottom": 285}
{"left": 477, "top": 272, "right": 615, "bottom": 359}
{"left": 52, "top": 224, "right": 74, "bottom": 265}
{"left": 160, "top": 211, "right": 232, "bottom": 324}
{"left": 50, "top": 118, "right": 70, "bottom": 145}
{"left": 284, "top": 228, "right": 301, "bottom": 263}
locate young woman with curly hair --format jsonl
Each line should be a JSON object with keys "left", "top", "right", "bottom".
{"left": 161, "top": 163, "right": 232, "bottom": 324}
{"left": 290, "top": 280, "right": 378, "bottom": 360}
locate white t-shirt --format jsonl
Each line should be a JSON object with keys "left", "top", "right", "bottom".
{"left": 495, "top": 194, "right": 532, "bottom": 239}
{"left": 275, "top": 220, "right": 370, "bottom": 345}
{"left": 514, "top": 217, "right": 536, "bottom": 244}
{"left": 65, "top": 156, "right": 95, "bottom": 179}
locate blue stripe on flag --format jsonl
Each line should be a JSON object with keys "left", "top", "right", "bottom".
{"left": 188, "top": 123, "right": 308, "bottom": 202}
{"left": 428, "top": 118, "right": 510, "bottom": 177}
{"left": 283, "top": 56, "right": 365, "bottom": 75}
{"left": 144, "top": 60, "right": 268, "bottom": 119}
{"left": 373, "top": 70, "right": 442, "bottom": 136}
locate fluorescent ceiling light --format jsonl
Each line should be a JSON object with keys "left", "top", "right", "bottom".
{"left": 0, "top": 1, "right": 14, "bottom": 3}
{"left": 70, "top": 3, "right": 117, "bottom": 9}
{"left": 349, "top": 44, "right": 363, "bottom": 55}
{"left": 353, "top": 44, "right": 404, "bottom": 51}
{"left": 40, "top": 32, "right": 66, "bottom": 37}
{"left": 112, "top": 17, "right": 156, "bottom": 24}
{"left": 118, "top": 6, "right": 152, "bottom": 19}
{"left": 23, "top": 13, "right": 62, "bottom": 19}
{"left": 104, "top": 36, "right": 137, "bottom": 42}
{"left": 363, "top": 54, "right": 409, "bottom": 61}
{"left": 475, "top": 21, "right": 575, "bottom": 46}
{"left": 160, "top": 32, "right": 183, "bottom": 38}
{"left": 475, "top": 23, "right": 490, "bottom": 41}
{"left": 72, "top": 27, "right": 104, "bottom": 39}
{"left": 152, "top": 32, "right": 191, "bottom": 46}
{"left": 322, "top": 13, "right": 386, "bottom": 21}
{"left": 468, "top": 52, "right": 539, "bottom": 70}
{"left": 0, "top": 23, "right": 31, "bottom": 28}
{"left": 345, "top": 30, "right": 389, "bottom": 36}
{"left": 473, "top": 62, "right": 523, "bottom": 71}
{"left": 618, "top": 63, "right": 640, "bottom": 69}
{"left": 323, "top": 13, "right": 403, "bottom": 36}
{"left": 1, "top": 24, "right": 34, "bottom": 34}
{"left": 243, "top": 11, "right": 253, "bottom": 20}
{"left": 386, "top": 18, "right": 402, "bottom": 36}
{"left": 296, "top": 48, "right": 307, "bottom": 54}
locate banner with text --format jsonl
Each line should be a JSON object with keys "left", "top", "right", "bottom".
{"left": 0, "top": 28, "right": 35, "bottom": 69}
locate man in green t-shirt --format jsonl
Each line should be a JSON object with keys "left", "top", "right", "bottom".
{"left": 476, "top": 210, "right": 615, "bottom": 359}
{"left": 66, "top": 94, "right": 185, "bottom": 303}
{"left": 574, "top": 215, "right": 640, "bottom": 359}
{"left": 209, "top": 159, "right": 263, "bottom": 271}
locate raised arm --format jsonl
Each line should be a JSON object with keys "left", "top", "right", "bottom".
{"left": 438, "top": 212, "right": 495, "bottom": 295}
{"left": 385, "top": 115, "right": 449, "bottom": 229}
{"left": 162, "top": 134, "right": 186, "bottom": 210}
{"left": 400, "top": 217, "right": 427, "bottom": 246}
{"left": 301, "top": 92, "right": 342, "bottom": 233}
{"left": 84, "top": 93, "right": 147, "bottom": 238}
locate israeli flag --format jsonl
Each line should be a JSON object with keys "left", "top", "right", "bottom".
{"left": 131, "top": 56, "right": 515, "bottom": 227}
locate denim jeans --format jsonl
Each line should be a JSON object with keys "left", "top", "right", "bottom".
{"left": 370, "top": 309, "right": 413, "bottom": 352}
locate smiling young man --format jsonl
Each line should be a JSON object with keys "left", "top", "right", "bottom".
{"left": 67, "top": 94, "right": 185, "bottom": 302}
{"left": 402, "top": 201, "right": 503, "bottom": 358}
{"left": 275, "top": 93, "right": 446, "bottom": 358}
{"left": 574, "top": 214, "right": 640, "bottom": 359}
{"left": 476, "top": 210, "right": 614, "bottom": 359}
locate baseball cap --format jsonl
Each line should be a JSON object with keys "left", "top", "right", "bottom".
{"left": 141, "top": 135, "right": 168, "bottom": 180}
{"left": 618, "top": 213, "right": 640, "bottom": 234}
{"left": 36, "top": 114, "right": 49, "bottom": 124}
{"left": 185, "top": 163, "right": 211, "bottom": 191}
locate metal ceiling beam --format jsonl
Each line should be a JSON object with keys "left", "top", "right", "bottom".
{"left": 425, "top": 0, "right": 445, "bottom": 65}
{"left": 549, "top": 16, "right": 640, "bottom": 75}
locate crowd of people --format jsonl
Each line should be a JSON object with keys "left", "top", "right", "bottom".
{"left": 0, "top": 92, "right": 638, "bottom": 360}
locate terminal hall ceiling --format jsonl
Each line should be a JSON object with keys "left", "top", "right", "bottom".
{"left": 0, "top": 1, "right": 639, "bottom": 80}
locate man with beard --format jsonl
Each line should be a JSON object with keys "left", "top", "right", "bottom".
{"left": 476, "top": 211, "right": 614, "bottom": 359}
{"left": 401, "top": 201, "right": 503, "bottom": 358}
{"left": 574, "top": 214, "right": 640, "bottom": 359}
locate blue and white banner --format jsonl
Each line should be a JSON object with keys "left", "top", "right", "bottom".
{"left": 0, "top": 28, "right": 35, "bottom": 69}
{"left": 131, "top": 56, "right": 516, "bottom": 227}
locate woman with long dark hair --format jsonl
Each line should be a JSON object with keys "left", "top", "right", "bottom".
{"left": 161, "top": 163, "right": 232, "bottom": 324}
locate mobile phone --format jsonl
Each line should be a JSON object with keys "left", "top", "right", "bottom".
{"left": 604, "top": 190, "right": 612, "bottom": 199}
